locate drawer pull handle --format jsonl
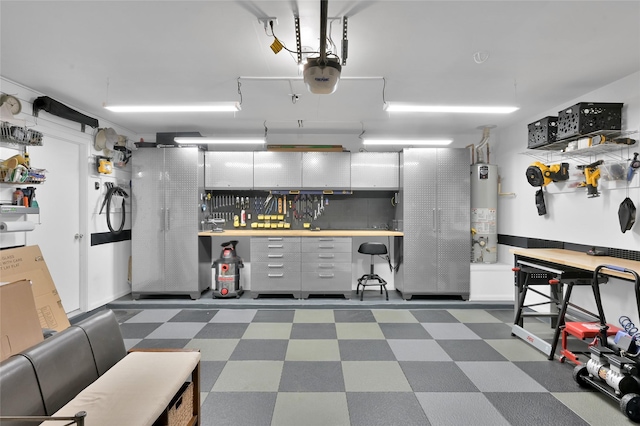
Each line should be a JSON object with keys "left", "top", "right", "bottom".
{"left": 268, "top": 273, "right": 284, "bottom": 278}
{"left": 319, "top": 264, "right": 335, "bottom": 268}
{"left": 268, "top": 264, "right": 284, "bottom": 268}
{"left": 318, "top": 254, "right": 335, "bottom": 259}
{"left": 268, "top": 238, "right": 283, "bottom": 241}
{"left": 268, "top": 254, "right": 284, "bottom": 258}
{"left": 319, "top": 238, "right": 334, "bottom": 241}
{"left": 268, "top": 244, "right": 284, "bottom": 248}
{"left": 318, "top": 245, "right": 334, "bottom": 249}
{"left": 319, "top": 273, "right": 335, "bottom": 278}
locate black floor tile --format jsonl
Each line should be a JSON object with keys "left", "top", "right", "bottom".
{"left": 290, "top": 323, "right": 337, "bottom": 339}
{"left": 347, "top": 392, "right": 431, "bottom": 426}
{"left": 379, "top": 322, "right": 433, "bottom": 339}
{"left": 400, "top": 361, "right": 480, "bottom": 392}
{"left": 199, "top": 361, "right": 226, "bottom": 392}
{"left": 466, "top": 322, "right": 514, "bottom": 339}
{"left": 513, "top": 361, "right": 595, "bottom": 393}
{"left": 118, "top": 322, "right": 162, "bottom": 339}
{"left": 334, "top": 309, "right": 377, "bottom": 322}
{"left": 194, "top": 323, "right": 249, "bottom": 339}
{"left": 437, "top": 340, "right": 507, "bottom": 362}
{"left": 229, "top": 339, "right": 289, "bottom": 361}
{"left": 200, "top": 392, "right": 276, "bottom": 426}
{"left": 131, "top": 339, "right": 190, "bottom": 350}
{"left": 279, "top": 361, "right": 345, "bottom": 392}
{"left": 168, "top": 309, "right": 218, "bottom": 322}
{"left": 252, "top": 309, "right": 296, "bottom": 323}
{"left": 339, "top": 340, "right": 396, "bottom": 361}
{"left": 484, "top": 392, "right": 590, "bottom": 426}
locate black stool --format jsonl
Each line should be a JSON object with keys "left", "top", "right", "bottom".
{"left": 356, "top": 242, "right": 388, "bottom": 301}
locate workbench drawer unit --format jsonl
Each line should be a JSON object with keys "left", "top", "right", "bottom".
{"left": 300, "top": 237, "right": 353, "bottom": 298}
{"left": 251, "top": 237, "right": 301, "bottom": 298}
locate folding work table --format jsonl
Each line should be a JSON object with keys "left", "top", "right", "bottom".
{"left": 509, "top": 248, "right": 640, "bottom": 360}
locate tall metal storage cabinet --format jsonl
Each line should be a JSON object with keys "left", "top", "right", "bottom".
{"left": 395, "top": 148, "right": 470, "bottom": 300}
{"left": 131, "top": 146, "right": 207, "bottom": 299}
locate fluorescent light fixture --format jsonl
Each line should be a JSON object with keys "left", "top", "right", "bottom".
{"left": 384, "top": 103, "right": 518, "bottom": 114}
{"left": 174, "top": 137, "right": 265, "bottom": 145}
{"left": 105, "top": 102, "right": 240, "bottom": 112}
{"left": 363, "top": 139, "right": 453, "bottom": 146}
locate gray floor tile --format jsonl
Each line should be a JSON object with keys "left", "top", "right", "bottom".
{"left": 145, "top": 322, "right": 207, "bottom": 339}
{"left": 400, "top": 361, "right": 479, "bottom": 392}
{"left": 334, "top": 309, "right": 377, "bottom": 322}
{"left": 168, "top": 309, "right": 218, "bottom": 322}
{"left": 465, "top": 322, "right": 514, "bottom": 339}
{"left": 278, "top": 361, "right": 345, "bottom": 392}
{"left": 347, "top": 392, "right": 430, "bottom": 426}
{"left": 338, "top": 339, "right": 396, "bottom": 361}
{"left": 201, "top": 391, "right": 276, "bottom": 426}
{"left": 410, "top": 309, "right": 460, "bottom": 323}
{"left": 389, "top": 340, "right": 452, "bottom": 362}
{"left": 118, "top": 322, "right": 162, "bottom": 338}
{"left": 194, "top": 323, "right": 249, "bottom": 339}
{"left": 125, "top": 309, "right": 181, "bottom": 323}
{"left": 199, "top": 361, "right": 226, "bottom": 392}
{"left": 553, "top": 391, "right": 634, "bottom": 426}
{"left": 272, "top": 392, "right": 350, "bottom": 426}
{"left": 416, "top": 392, "right": 510, "bottom": 426}
{"left": 457, "top": 361, "right": 547, "bottom": 392}
{"left": 210, "top": 308, "right": 257, "bottom": 323}
{"left": 242, "top": 322, "right": 292, "bottom": 339}
{"left": 514, "top": 361, "right": 594, "bottom": 392}
{"left": 213, "top": 361, "right": 283, "bottom": 392}
{"left": 421, "top": 323, "right": 482, "bottom": 340}
{"left": 342, "top": 361, "right": 412, "bottom": 392}
{"left": 290, "top": 323, "right": 337, "bottom": 339}
{"left": 448, "top": 309, "right": 503, "bottom": 323}
{"left": 372, "top": 309, "right": 419, "bottom": 323}
{"left": 131, "top": 338, "right": 190, "bottom": 349}
{"left": 184, "top": 338, "right": 239, "bottom": 361}
{"left": 113, "top": 309, "right": 143, "bottom": 324}
{"left": 230, "top": 339, "right": 289, "bottom": 360}
{"left": 484, "top": 392, "right": 590, "bottom": 426}
{"left": 123, "top": 338, "right": 141, "bottom": 350}
{"left": 487, "top": 309, "right": 516, "bottom": 323}
{"left": 285, "top": 339, "right": 341, "bottom": 361}
{"left": 252, "top": 309, "right": 295, "bottom": 323}
{"left": 379, "top": 322, "right": 433, "bottom": 339}
{"left": 438, "top": 340, "right": 507, "bottom": 361}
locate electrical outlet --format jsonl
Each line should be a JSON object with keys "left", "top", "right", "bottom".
{"left": 258, "top": 17, "right": 278, "bottom": 30}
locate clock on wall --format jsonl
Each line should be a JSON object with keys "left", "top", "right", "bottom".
{"left": 0, "top": 94, "right": 22, "bottom": 115}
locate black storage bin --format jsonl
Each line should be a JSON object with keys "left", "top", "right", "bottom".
{"left": 556, "top": 102, "right": 623, "bottom": 140}
{"left": 527, "top": 116, "right": 558, "bottom": 149}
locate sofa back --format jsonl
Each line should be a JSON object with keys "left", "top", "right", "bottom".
{"left": 0, "top": 354, "right": 47, "bottom": 426}
{"left": 0, "top": 309, "right": 126, "bottom": 419}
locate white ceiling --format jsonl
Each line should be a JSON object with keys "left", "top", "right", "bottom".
{"left": 1, "top": 1, "right": 639, "bottom": 149}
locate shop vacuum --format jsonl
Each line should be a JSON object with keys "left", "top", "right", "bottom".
{"left": 212, "top": 240, "right": 244, "bottom": 298}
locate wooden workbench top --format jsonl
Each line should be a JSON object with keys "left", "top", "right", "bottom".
{"left": 510, "top": 248, "right": 640, "bottom": 280}
{"left": 198, "top": 229, "right": 404, "bottom": 237}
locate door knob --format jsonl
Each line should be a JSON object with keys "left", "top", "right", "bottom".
{"left": 74, "top": 233, "right": 84, "bottom": 240}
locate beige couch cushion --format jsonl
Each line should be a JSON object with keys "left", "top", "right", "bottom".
{"left": 40, "top": 351, "right": 200, "bottom": 426}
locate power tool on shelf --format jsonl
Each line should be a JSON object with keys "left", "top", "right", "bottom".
{"left": 576, "top": 160, "right": 604, "bottom": 198}
{"left": 526, "top": 162, "right": 570, "bottom": 187}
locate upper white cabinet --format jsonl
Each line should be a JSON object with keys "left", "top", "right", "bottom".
{"left": 205, "top": 151, "right": 254, "bottom": 189}
{"left": 301, "top": 152, "right": 351, "bottom": 189}
{"left": 350, "top": 152, "right": 399, "bottom": 190}
{"left": 253, "top": 152, "right": 302, "bottom": 189}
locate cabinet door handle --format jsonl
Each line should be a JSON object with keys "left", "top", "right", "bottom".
{"left": 161, "top": 208, "right": 166, "bottom": 231}
{"left": 318, "top": 245, "right": 334, "bottom": 249}
{"left": 268, "top": 264, "right": 284, "bottom": 268}
{"left": 268, "top": 244, "right": 284, "bottom": 248}
{"left": 438, "top": 208, "right": 441, "bottom": 234}
{"left": 432, "top": 208, "right": 436, "bottom": 232}
{"left": 268, "top": 273, "right": 284, "bottom": 278}
{"left": 166, "top": 208, "right": 170, "bottom": 231}
{"left": 268, "top": 254, "right": 284, "bottom": 258}
{"left": 318, "top": 254, "right": 335, "bottom": 259}
{"left": 319, "top": 263, "right": 335, "bottom": 269}
{"left": 319, "top": 273, "right": 335, "bottom": 278}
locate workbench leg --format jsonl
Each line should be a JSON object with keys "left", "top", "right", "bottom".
{"left": 513, "top": 274, "right": 529, "bottom": 329}
{"left": 550, "top": 282, "right": 562, "bottom": 329}
{"left": 549, "top": 283, "right": 574, "bottom": 361}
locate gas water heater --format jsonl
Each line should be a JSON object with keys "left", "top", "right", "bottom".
{"left": 471, "top": 128, "right": 498, "bottom": 263}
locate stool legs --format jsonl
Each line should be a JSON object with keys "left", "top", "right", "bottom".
{"left": 357, "top": 255, "right": 388, "bottom": 301}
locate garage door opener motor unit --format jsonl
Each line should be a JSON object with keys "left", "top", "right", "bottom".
{"left": 212, "top": 240, "right": 244, "bottom": 298}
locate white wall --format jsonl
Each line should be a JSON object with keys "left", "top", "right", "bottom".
{"left": 494, "top": 71, "right": 640, "bottom": 324}
{"left": 1, "top": 77, "right": 133, "bottom": 314}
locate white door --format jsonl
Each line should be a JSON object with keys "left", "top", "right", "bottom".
{"left": 27, "top": 136, "right": 83, "bottom": 313}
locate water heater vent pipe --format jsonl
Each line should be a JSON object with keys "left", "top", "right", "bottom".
{"left": 475, "top": 127, "right": 491, "bottom": 164}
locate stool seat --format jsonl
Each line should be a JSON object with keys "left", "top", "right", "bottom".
{"left": 356, "top": 242, "right": 388, "bottom": 301}
{"left": 358, "top": 242, "right": 388, "bottom": 256}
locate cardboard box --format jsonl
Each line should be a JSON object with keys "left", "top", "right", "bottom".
{"left": 0, "top": 279, "right": 45, "bottom": 361}
{"left": 0, "top": 245, "right": 70, "bottom": 332}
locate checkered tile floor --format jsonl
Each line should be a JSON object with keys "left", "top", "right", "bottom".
{"left": 113, "top": 308, "right": 634, "bottom": 426}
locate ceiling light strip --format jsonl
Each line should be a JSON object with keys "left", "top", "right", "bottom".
{"left": 174, "top": 137, "right": 265, "bottom": 145}
{"left": 362, "top": 139, "right": 453, "bottom": 146}
{"left": 105, "top": 103, "right": 240, "bottom": 113}
{"left": 384, "top": 103, "right": 518, "bottom": 114}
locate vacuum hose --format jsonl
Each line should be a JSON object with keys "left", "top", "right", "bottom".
{"left": 103, "top": 185, "right": 129, "bottom": 235}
